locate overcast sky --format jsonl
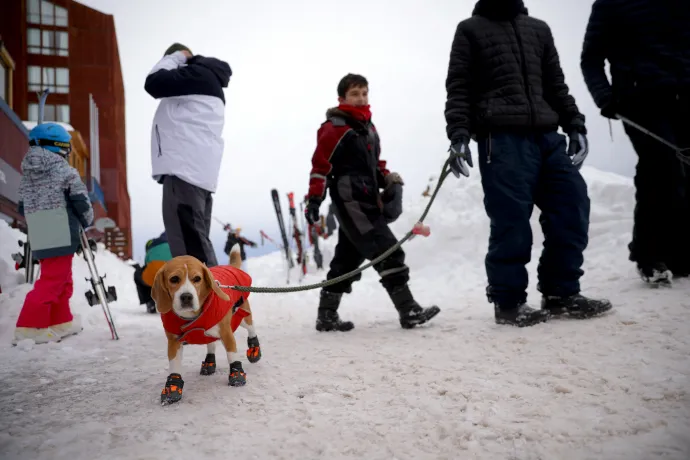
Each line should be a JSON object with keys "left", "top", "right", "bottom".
{"left": 77, "top": 0, "right": 637, "bottom": 264}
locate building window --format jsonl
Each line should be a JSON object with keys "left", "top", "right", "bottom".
{"left": 28, "top": 28, "right": 68, "bottom": 56}
{"left": 27, "top": 1, "right": 68, "bottom": 27}
{"left": 28, "top": 103, "right": 70, "bottom": 123}
{"left": 27, "top": 66, "right": 69, "bottom": 94}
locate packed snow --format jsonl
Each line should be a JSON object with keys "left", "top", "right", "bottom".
{"left": 0, "top": 166, "right": 688, "bottom": 460}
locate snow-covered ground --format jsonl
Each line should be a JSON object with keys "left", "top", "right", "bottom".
{"left": 0, "top": 166, "right": 688, "bottom": 460}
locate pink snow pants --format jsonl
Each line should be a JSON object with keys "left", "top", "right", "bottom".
{"left": 16, "top": 254, "right": 74, "bottom": 328}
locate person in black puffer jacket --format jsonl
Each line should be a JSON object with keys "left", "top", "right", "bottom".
{"left": 581, "top": 0, "right": 690, "bottom": 285}
{"left": 444, "top": 0, "right": 612, "bottom": 327}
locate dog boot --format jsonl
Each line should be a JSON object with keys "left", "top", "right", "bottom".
{"left": 315, "top": 290, "right": 354, "bottom": 332}
{"left": 161, "top": 373, "right": 184, "bottom": 405}
{"left": 541, "top": 294, "right": 612, "bottom": 319}
{"left": 387, "top": 284, "right": 441, "bottom": 329}
{"left": 228, "top": 361, "right": 246, "bottom": 387}
{"left": 494, "top": 303, "right": 549, "bottom": 327}
{"left": 247, "top": 336, "right": 261, "bottom": 363}
{"left": 200, "top": 353, "right": 216, "bottom": 375}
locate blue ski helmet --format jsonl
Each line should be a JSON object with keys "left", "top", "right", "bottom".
{"left": 28, "top": 123, "right": 72, "bottom": 157}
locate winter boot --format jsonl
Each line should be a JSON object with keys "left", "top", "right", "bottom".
{"left": 541, "top": 294, "right": 612, "bottom": 319}
{"left": 315, "top": 290, "right": 354, "bottom": 332}
{"left": 12, "top": 327, "right": 62, "bottom": 345}
{"left": 387, "top": 284, "right": 440, "bottom": 329}
{"left": 51, "top": 314, "right": 83, "bottom": 339}
{"left": 146, "top": 300, "right": 157, "bottom": 314}
{"left": 637, "top": 262, "right": 672, "bottom": 287}
{"left": 494, "top": 303, "right": 550, "bottom": 327}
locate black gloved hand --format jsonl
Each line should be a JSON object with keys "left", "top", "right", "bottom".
{"left": 305, "top": 199, "right": 321, "bottom": 225}
{"left": 448, "top": 137, "right": 473, "bottom": 178}
{"left": 600, "top": 97, "right": 618, "bottom": 120}
{"left": 567, "top": 131, "right": 589, "bottom": 169}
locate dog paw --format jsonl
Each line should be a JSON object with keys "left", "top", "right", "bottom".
{"left": 200, "top": 353, "right": 216, "bottom": 376}
{"left": 228, "top": 362, "right": 246, "bottom": 387}
{"left": 161, "top": 373, "right": 184, "bottom": 405}
{"left": 247, "top": 337, "right": 261, "bottom": 364}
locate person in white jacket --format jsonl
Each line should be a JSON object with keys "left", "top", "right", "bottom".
{"left": 145, "top": 43, "right": 232, "bottom": 267}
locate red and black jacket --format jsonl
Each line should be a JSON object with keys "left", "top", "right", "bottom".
{"left": 307, "top": 105, "right": 390, "bottom": 206}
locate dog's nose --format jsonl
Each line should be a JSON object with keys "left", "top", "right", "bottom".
{"left": 180, "top": 293, "right": 194, "bottom": 305}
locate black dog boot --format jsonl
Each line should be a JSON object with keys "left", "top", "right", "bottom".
{"left": 541, "top": 294, "right": 612, "bottom": 319}
{"left": 161, "top": 373, "right": 184, "bottom": 405}
{"left": 247, "top": 336, "right": 261, "bottom": 363}
{"left": 200, "top": 353, "right": 216, "bottom": 375}
{"left": 228, "top": 361, "right": 247, "bottom": 387}
{"left": 387, "top": 284, "right": 440, "bottom": 329}
{"left": 315, "top": 290, "right": 354, "bottom": 332}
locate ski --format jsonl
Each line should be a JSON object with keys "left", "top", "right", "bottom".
{"left": 271, "top": 189, "right": 294, "bottom": 272}
{"left": 287, "top": 192, "right": 306, "bottom": 280}
{"left": 80, "top": 228, "right": 119, "bottom": 340}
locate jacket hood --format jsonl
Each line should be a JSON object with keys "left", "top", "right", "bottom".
{"left": 473, "top": 0, "right": 528, "bottom": 20}
{"left": 189, "top": 55, "right": 232, "bottom": 88}
{"left": 325, "top": 107, "right": 348, "bottom": 119}
{"left": 21, "top": 146, "right": 67, "bottom": 176}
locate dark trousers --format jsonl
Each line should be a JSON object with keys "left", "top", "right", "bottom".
{"left": 621, "top": 95, "right": 690, "bottom": 272}
{"left": 477, "top": 131, "right": 590, "bottom": 305}
{"left": 162, "top": 175, "right": 218, "bottom": 267}
{"left": 132, "top": 264, "right": 152, "bottom": 305}
{"left": 323, "top": 175, "right": 409, "bottom": 294}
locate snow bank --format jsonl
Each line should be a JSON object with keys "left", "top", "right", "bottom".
{"left": 0, "top": 166, "right": 689, "bottom": 460}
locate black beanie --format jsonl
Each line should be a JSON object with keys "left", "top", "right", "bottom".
{"left": 164, "top": 43, "right": 192, "bottom": 57}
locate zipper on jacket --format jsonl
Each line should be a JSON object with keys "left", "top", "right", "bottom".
{"left": 487, "top": 132, "right": 492, "bottom": 164}
{"left": 155, "top": 124, "right": 162, "bottom": 157}
{"left": 511, "top": 20, "right": 536, "bottom": 128}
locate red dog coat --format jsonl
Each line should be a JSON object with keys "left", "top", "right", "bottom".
{"left": 160, "top": 265, "right": 252, "bottom": 345}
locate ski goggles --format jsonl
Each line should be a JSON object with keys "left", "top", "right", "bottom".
{"left": 29, "top": 138, "right": 72, "bottom": 157}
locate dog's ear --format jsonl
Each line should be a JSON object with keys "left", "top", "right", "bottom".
{"left": 150, "top": 264, "right": 172, "bottom": 314}
{"left": 202, "top": 264, "right": 230, "bottom": 302}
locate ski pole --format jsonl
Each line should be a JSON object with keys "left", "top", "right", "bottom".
{"left": 616, "top": 114, "right": 690, "bottom": 164}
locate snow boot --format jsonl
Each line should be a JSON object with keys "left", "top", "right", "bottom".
{"left": 315, "top": 290, "right": 354, "bottom": 332}
{"left": 51, "top": 314, "right": 83, "bottom": 339}
{"left": 387, "top": 284, "right": 440, "bottom": 329}
{"left": 637, "top": 262, "right": 672, "bottom": 287}
{"left": 146, "top": 300, "right": 157, "bottom": 314}
{"left": 12, "top": 327, "right": 62, "bottom": 345}
{"left": 541, "top": 294, "right": 612, "bottom": 319}
{"left": 494, "top": 303, "right": 549, "bottom": 327}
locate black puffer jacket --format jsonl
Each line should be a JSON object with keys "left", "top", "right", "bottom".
{"left": 445, "top": 0, "right": 585, "bottom": 142}
{"left": 581, "top": 0, "right": 690, "bottom": 109}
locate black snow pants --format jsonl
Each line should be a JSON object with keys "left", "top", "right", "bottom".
{"left": 620, "top": 92, "right": 690, "bottom": 273}
{"left": 162, "top": 175, "right": 218, "bottom": 267}
{"left": 132, "top": 263, "right": 152, "bottom": 305}
{"left": 476, "top": 131, "right": 590, "bottom": 306}
{"left": 323, "top": 174, "right": 409, "bottom": 294}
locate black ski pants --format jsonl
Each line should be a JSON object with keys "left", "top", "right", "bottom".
{"left": 476, "top": 131, "right": 590, "bottom": 306}
{"left": 621, "top": 93, "right": 690, "bottom": 273}
{"left": 161, "top": 175, "right": 218, "bottom": 267}
{"left": 323, "top": 175, "right": 409, "bottom": 294}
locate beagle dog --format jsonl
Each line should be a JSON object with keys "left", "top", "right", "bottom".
{"left": 151, "top": 244, "right": 261, "bottom": 405}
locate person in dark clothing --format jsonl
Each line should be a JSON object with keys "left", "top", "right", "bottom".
{"left": 304, "top": 73, "right": 440, "bottom": 332}
{"left": 444, "top": 0, "right": 612, "bottom": 327}
{"left": 580, "top": 0, "right": 690, "bottom": 285}
{"left": 325, "top": 203, "right": 338, "bottom": 237}
{"left": 222, "top": 225, "right": 257, "bottom": 262}
{"left": 133, "top": 232, "right": 173, "bottom": 313}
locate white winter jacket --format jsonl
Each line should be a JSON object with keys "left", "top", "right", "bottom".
{"left": 145, "top": 51, "right": 232, "bottom": 193}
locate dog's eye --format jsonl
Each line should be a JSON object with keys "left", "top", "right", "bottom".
{"left": 170, "top": 276, "right": 180, "bottom": 284}
{"left": 192, "top": 276, "right": 202, "bottom": 283}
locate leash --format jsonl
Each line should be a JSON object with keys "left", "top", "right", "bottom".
{"left": 219, "top": 157, "right": 456, "bottom": 293}
{"left": 617, "top": 114, "right": 690, "bottom": 166}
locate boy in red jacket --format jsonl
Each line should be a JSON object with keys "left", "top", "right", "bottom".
{"left": 304, "top": 73, "right": 440, "bottom": 331}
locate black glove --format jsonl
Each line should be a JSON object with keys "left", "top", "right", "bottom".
{"left": 305, "top": 199, "right": 321, "bottom": 225}
{"left": 448, "top": 137, "right": 473, "bottom": 178}
{"left": 567, "top": 131, "right": 589, "bottom": 169}
{"left": 600, "top": 97, "right": 618, "bottom": 120}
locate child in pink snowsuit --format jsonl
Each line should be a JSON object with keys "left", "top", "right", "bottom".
{"left": 13, "top": 123, "right": 94, "bottom": 345}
